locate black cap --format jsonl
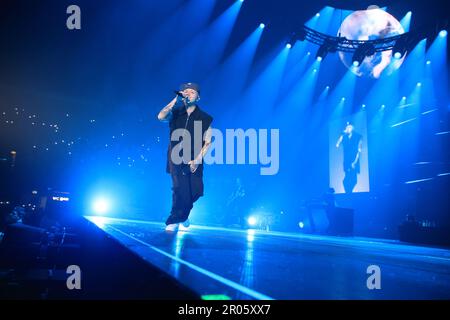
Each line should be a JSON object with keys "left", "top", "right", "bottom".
{"left": 179, "top": 82, "right": 200, "bottom": 93}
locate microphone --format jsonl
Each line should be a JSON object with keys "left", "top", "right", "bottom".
{"left": 173, "top": 91, "right": 187, "bottom": 109}
{"left": 174, "top": 90, "right": 193, "bottom": 107}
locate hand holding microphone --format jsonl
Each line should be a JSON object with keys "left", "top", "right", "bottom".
{"left": 174, "top": 90, "right": 196, "bottom": 108}
{"left": 173, "top": 91, "right": 187, "bottom": 109}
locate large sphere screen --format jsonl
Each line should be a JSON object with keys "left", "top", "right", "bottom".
{"left": 338, "top": 9, "right": 405, "bottom": 78}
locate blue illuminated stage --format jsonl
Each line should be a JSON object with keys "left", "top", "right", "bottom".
{"left": 85, "top": 216, "right": 450, "bottom": 300}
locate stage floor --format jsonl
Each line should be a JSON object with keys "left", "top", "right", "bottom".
{"left": 85, "top": 216, "right": 450, "bottom": 300}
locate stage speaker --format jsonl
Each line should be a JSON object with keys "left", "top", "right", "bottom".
{"left": 328, "top": 207, "right": 354, "bottom": 236}
{"left": 399, "top": 222, "right": 450, "bottom": 246}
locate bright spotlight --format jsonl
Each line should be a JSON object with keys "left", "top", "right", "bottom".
{"left": 417, "top": 82, "right": 422, "bottom": 87}
{"left": 259, "top": 23, "right": 265, "bottom": 29}
{"left": 352, "top": 42, "right": 375, "bottom": 67}
{"left": 92, "top": 197, "right": 110, "bottom": 215}
{"left": 316, "top": 56, "right": 323, "bottom": 62}
{"left": 393, "top": 37, "right": 407, "bottom": 60}
{"left": 298, "top": 222, "right": 304, "bottom": 229}
{"left": 426, "top": 60, "right": 431, "bottom": 65}
{"left": 315, "top": 40, "right": 336, "bottom": 61}
{"left": 315, "top": 13, "right": 320, "bottom": 17}
{"left": 247, "top": 216, "right": 257, "bottom": 226}
{"left": 286, "top": 43, "right": 292, "bottom": 49}
{"left": 402, "top": 96, "right": 407, "bottom": 100}
{"left": 439, "top": 30, "right": 447, "bottom": 37}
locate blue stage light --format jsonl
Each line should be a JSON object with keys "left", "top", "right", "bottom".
{"left": 394, "top": 52, "right": 402, "bottom": 59}
{"left": 286, "top": 43, "right": 292, "bottom": 49}
{"left": 298, "top": 221, "right": 305, "bottom": 229}
{"left": 439, "top": 30, "right": 447, "bottom": 37}
{"left": 315, "top": 45, "right": 328, "bottom": 60}
{"left": 248, "top": 216, "right": 257, "bottom": 226}
{"left": 259, "top": 23, "right": 265, "bottom": 29}
{"left": 416, "top": 82, "right": 422, "bottom": 87}
{"left": 353, "top": 42, "right": 375, "bottom": 67}
{"left": 92, "top": 197, "right": 111, "bottom": 215}
{"left": 315, "top": 13, "right": 320, "bottom": 17}
{"left": 400, "top": 11, "right": 412, "bottom": 32}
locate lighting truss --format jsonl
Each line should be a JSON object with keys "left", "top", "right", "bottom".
{"left": 295, "top": 25, "right": 419, "bottom": 54}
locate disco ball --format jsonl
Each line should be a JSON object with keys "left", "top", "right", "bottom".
{"left": 338, "top": 8, "right": 405, "bottom": 78}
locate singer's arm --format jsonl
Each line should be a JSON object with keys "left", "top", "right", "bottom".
{"left": 351, "top": 139, "right": 363, "bottom": 168}
{"left": 189, "top": 126, "right": 212, "bottom": 173}
{"left": 157, "top": 96, "right": 178, "bottom": 122}
{"left": 336, "top": 135, "right": 343, "bottom": 148}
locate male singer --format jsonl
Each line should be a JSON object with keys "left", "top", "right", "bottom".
{"left": 157, "top": 83, "right": 213, "bottom": 232}
{"left": 336, "top": 122, "right": 362, "bottom": 193}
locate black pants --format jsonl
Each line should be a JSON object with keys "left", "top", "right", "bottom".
{"left": 343, "top": 168, "right": 358, "bottom": 193}
{"left": 165, "top": 170, "right": 204, "bottom": 225}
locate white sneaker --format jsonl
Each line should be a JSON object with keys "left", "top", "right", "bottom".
{"left": 179, "top": 219, "right": 190, "bottom": 231}
{"left": 165, "top": 223, "right": 178, "bottom": 232}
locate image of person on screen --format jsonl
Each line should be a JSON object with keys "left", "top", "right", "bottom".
{"left": 336, "top": 122, "right": 362, "bottom": 193}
